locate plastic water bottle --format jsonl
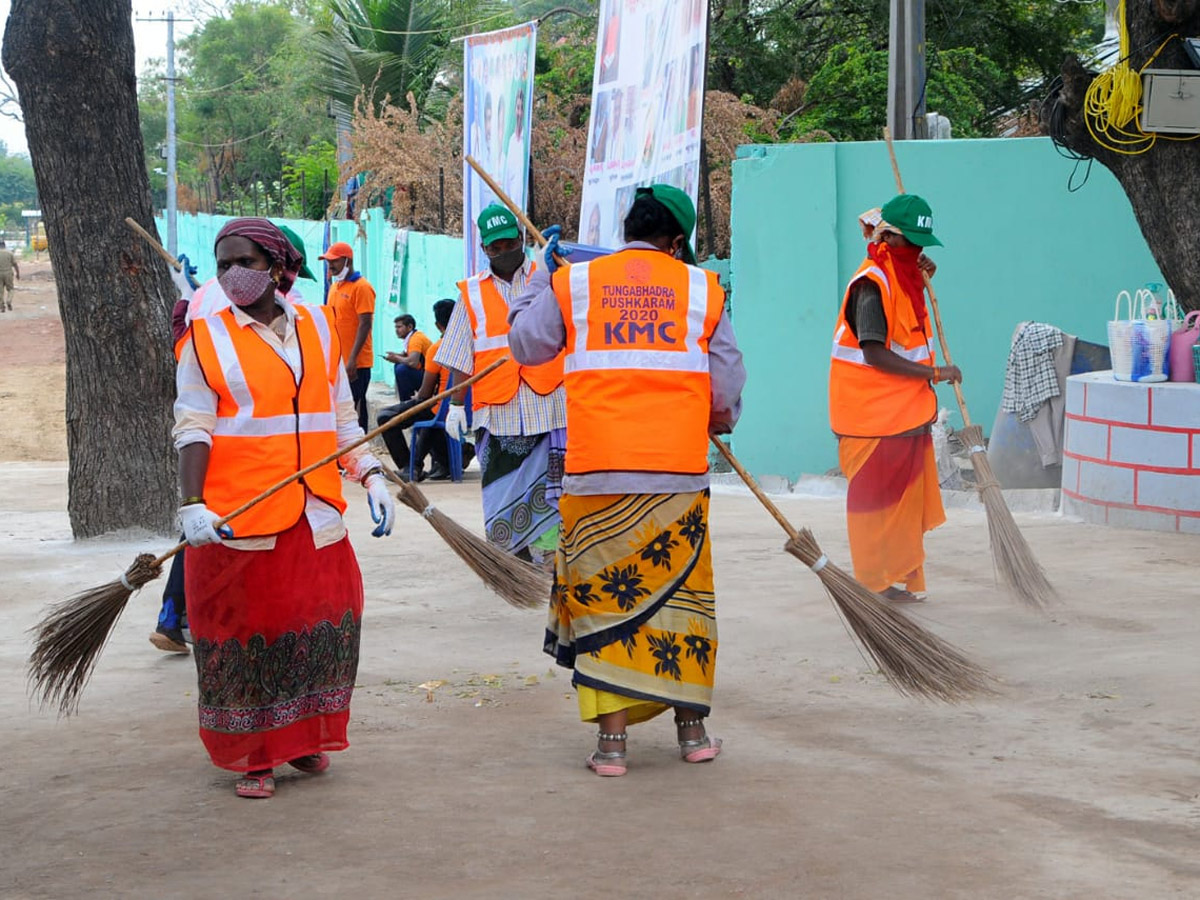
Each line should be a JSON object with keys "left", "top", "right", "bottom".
{"left": 1145, "top": 282, "right": 1164, "bottom": 319}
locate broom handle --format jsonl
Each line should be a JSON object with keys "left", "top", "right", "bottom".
{"left": 148, "top": 357, "right": 509, "bottom": 567}
{"left": 709, "top": 437, "right": 799, "bottom": 541}
{"left": 881, "top": 130, "right": 973, "bottom": 429}
{"left": 922, "top": 272, "right": 971, "bottom": 428}
{"left": 465, "top": 155, "right": 566, "bottom": 263}
{"left": 124, "top": 217, "right": 183, "bottom": 272}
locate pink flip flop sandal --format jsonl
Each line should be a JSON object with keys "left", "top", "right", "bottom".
{"left": 680, "top": 736, "right": 722, "bottom": 763}
{"left": 586, "top": 750, "right": 627, "bottom": 777}
{"left": 288, "top": 753, "right": 330, "bottom": 775}
{"left": 236, "top": 770, "right": 275, "bottom": 798}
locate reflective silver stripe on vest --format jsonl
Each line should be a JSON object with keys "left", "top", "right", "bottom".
{"left": 303, "top": 303, "right": 334, "bottom": 368}
{"left": 565, "top": 259, "right": 711, "bottom": 373}
{"left": 213, "top": 411, "right": 337, "bottom": 437}
{"left": 831, "top": 338, "right": 931, "bottom": 366}
{"left": 465, "top": 275, "right": 509, "bottom": 352}
{"left": 831, "top": 265, "right": 931, "bottom": 366}
{"left": 204, "top": 310, "right": 336, "bottom": 437}
{"left": 202, "top": 314, "right": 255, "bottom": 412}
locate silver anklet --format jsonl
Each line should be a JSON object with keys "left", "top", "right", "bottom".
{"left": 675, "top": 718, "right": 703, "bottom": 729}
{"left": 597, "top": 731, "right": 627, "bottom": 742}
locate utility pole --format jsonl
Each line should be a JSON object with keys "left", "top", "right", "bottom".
{"left": 887, "top": 0, "right": 927, "bottom": 140}
{"left": 138, "top": 10, "right": 192, "bottom": 255}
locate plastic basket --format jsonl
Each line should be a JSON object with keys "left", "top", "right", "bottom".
{"left": 1193, "top": 343, "right": 1200, "bottom": 383}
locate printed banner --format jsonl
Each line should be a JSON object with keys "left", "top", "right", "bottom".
{"left": 580, "top": 0, "right": 707, "bottom": 251}
{"left": 463, "top": 22, "right": 538, "bottom": 276}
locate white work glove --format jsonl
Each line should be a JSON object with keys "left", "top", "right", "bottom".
{"left": 365, "top": 473, "right": 395, "bottom": 538}
{"left": 179, "top": 503, "right": 233, "bottom": 546}
{"left": 170, "top": 265, "right": 196, "bottom": 302}
{"left": 444, "top": 404, "right": 471, "bottom": 443}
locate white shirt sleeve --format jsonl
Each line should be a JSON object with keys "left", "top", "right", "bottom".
{"left": 172, "top": 334, "right": 217, "bottom": 449}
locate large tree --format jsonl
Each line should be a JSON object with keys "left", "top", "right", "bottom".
{"left": 1050, "top": 1, "right": 1200, "bottom": 311}
{"left": 4, "top": 0, "right": 179, "bottom": 537}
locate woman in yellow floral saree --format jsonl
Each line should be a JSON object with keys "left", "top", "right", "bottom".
{"left": 507, "top": 186, "right": 747, "bottom": 776}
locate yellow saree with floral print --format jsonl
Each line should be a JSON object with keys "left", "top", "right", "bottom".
{"left": 546, "top": 490, "right": 717, "bottom": 723}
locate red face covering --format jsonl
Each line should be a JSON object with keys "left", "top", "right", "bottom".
{"left": 868, "top": 240, "right": 927, "bottom": 325}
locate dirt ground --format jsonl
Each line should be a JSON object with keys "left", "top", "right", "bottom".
{"left": 2, "top": 276, "right": 1199, "bottom": 899}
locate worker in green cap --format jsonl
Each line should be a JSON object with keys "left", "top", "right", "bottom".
{"left": 829, "top": 193, "right": 961, "bottom": 605}
{"left": 507, "top": 184, "right": 746, "bottom": 777}
{"left": 433, "top": 202, "right": 566, "bottom": 565}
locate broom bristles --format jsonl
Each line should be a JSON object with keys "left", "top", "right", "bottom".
{"left": 959, "top": 425, "right": 1058, "bottom": 612}
{"left": 395, "top": 481, "right": 549, "bottom": 609}
{"left": 785, "top": 530, "right": 995, "bottom": 702}
{"left": 28, "top": 553, "right": 163, "bottom": 716}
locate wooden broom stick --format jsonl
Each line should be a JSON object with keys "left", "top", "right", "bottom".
{"left": 125, "top": 217, "right": 183, "bottom": 271}
{"left": 465, "top": 155, "right": 567, "bottom": 265}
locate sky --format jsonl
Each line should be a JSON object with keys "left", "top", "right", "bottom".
{"left": 0, "top": 1, "right": 209, "bottom": 156}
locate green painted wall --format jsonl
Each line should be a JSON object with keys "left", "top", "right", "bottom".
{"left": 729, "top": 137, "right": 1164, "bottom": 479}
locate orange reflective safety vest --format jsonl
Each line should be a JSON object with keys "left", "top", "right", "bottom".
{"left": 458, "top": 263, "right": 564, "bottom": 408}
{"left": 552, "top": 248, "right": 725, "bottom": 475}
{"left": 188, "top": 303, "right": 347, "bottom": 538}
{"left": 828, "top": 251, "right": 937, "bottom": 437}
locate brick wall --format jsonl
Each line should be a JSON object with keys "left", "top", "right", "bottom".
{"left": 1062, "top": 372, "right": 1200, "bottom": 533}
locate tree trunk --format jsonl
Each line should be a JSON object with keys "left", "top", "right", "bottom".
{"left": 1049, "top": 4, "right": 1200, "bottom": 311}
{"left": 3, "top": 0, "right": 178, "bottom": 537}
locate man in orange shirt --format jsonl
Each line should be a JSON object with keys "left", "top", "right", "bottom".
{"left": 320, "top": 241, "right": 375, "bottom": 432}
{"left": 384, "top": 313, "right": 431, "bottom": 401}
{"left": 377, "top": 298, "right": 471, "bottom": 480}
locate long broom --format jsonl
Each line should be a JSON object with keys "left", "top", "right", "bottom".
{"left": 29, "top": 359, "right": 514, "bottom": 716}
{"left": 712, "top": 439, "right": 994, "bottom": 701}
{"left": 380, "top": 468, "right": 550, "bottom": 610}
{"left": 882, "top": 129, "right": 1057, "bottom": 612}
{"left": 467, "top": 153, "right": 993, "bottom": 701}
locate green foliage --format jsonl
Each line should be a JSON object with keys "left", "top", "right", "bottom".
{"left": 283, "top": 139, "right": 339, "bottom": 218}
{"left": 791, "top": 39, "right": 1016, "bottom": 141}
{"left": 138, "top": 1, "right": 336, "bottom": 216}
{"left": 533, "top": 16, "right": 596, "bottom": 100}
{"left": 710, "top": 0, "right": 1103, "bottom": 137}
{"left": 0, "top": 142, "right": 37, "bottom": 231}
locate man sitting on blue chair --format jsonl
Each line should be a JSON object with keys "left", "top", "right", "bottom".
{"left": 377, "top": 299, "right": 473, "bottom": 480}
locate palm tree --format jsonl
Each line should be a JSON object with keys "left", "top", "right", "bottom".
{"left": 312, "top": 0, "right": 510, "bottom": 118}
{"left": 312, "top": 0, "right": 451, "bottom": 117}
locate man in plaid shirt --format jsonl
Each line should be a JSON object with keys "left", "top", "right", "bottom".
{"left": 435, "top": 205, "right": 566, "bottom": 566}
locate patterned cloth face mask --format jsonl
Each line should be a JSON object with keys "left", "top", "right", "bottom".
{"left": 218, "top": 265, "right": 276, "bottom": 307}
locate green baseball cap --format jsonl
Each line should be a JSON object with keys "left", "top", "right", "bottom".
{"left": 879, "top": 194, "right": 943, "bottom": 248}
{"left": 638, "top": 184, "right": 697, "bottom": 264}
{"left": 277, "top": 224, "right": 316, "bottom": 280}
{"left": 477, "top": 203, "right": 520, "bottom": 245}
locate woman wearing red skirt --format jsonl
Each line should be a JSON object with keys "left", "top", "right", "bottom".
{"left": 174, "top": 218, "right": 395, "bottom": 798}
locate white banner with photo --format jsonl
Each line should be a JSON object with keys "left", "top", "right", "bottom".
{"left": 579, "top": 0, "right": 707, "bottom": 251}
{"left": 463, "top": 22, "right": 538, "bottom": 276}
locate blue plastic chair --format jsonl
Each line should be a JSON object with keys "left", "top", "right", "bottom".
{"left": 409, "top": 374, "right": 472, "bottom": 483}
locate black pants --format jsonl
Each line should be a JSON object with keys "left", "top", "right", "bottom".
{"left": 350, "top": 366, "right": 372, "bottom": 433}
{"left": 378, "top": 400, "right": 447, "bottom": 473}
{"left": 393, "top": 363, "right": 424, "bottom": 401}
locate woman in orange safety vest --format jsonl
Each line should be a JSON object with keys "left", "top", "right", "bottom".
{"left": 173, "top": 218, "right": 395, "bottom": 799}
{"left": 508, "top": 185, "right": 746, "bottom": 778}
{"left": 828, "top": 194, "right": 962, "bottom": 604}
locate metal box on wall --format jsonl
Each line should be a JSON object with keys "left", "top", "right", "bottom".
{"left": 1140, "top": 69, "right": 1200, "bottom": 134}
